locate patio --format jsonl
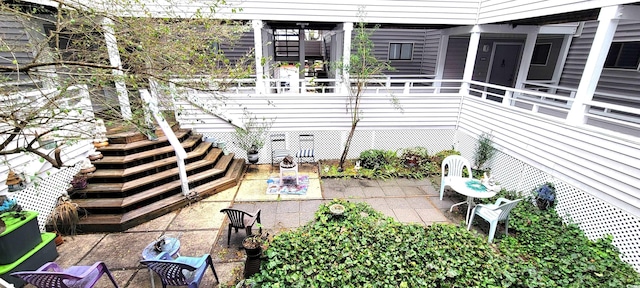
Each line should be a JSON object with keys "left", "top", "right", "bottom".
{"left": 47, "top": 164, "right": 455, "bottom": 287}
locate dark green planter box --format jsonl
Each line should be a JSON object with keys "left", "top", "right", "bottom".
{"left": 0, "top": 211, "right": 41, "bottom": 265}
{"left": 0, "top": 232, "right": 58, "bottom": 287}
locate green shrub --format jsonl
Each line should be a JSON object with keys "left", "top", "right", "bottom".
{"left": 430, "top": 149, "right": 461, "bottom": 170}
{"left": 359, "top": 149, "right": 398, "bottom": 170}
{"left": 252, "top": 199, "right": 640, "bottom": 287}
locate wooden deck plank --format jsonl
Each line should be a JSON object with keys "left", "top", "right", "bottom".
{"left": 101, "top": 129, "right": 191, "bottom": 151}
{"left": 91, "top": 143, "right": 217, "bottom": 178}
{"left": 98, "top": 134, "right": 201, "bottom": 164}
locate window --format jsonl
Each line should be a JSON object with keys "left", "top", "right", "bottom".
{"left": 604, "top": 41, "right": 640, "bottom": 69}
{"left": 389, "top": 43, "right": 413, "bottom": 60}
{"left": 531, "top": 43, "right": 551, "bottom": 65}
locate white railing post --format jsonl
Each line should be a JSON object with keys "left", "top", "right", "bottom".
{"left": 460, "top": 26, "right": 481, "bottom": 95}
{"left": 140, "top": 89, "right": 190, "bottom": 197}
{"left": 567, "top": 5, "right": 620, "bottom": 125}
{"left": 253, "top": 20, "right": 265, "bottom": 94}
{"left": 102, "top": 18, "right": 131, "bottom": 120}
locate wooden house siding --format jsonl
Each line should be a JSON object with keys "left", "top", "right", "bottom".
{"left": 477, "top": 0, "right": 638, "bottom": 24}
{"left": 443, "top": 37, "right": 469, "bottom": 82}
{"left": 559, "top": 20, "right": 640, "bottom": 107}
{"left": 423, "top": 30, "right": 442, "bottom": 75}
{"left": 220, "top": 31, "right": 254, "bottom": 64}
{"left": 0, "top": 13, "right": 34, "bottom": 82}
{"left": 369, "top": 29, "right": 428, "bottom": 75}
{"left": 82, "top": 0, "right": 478, "bottom": 25}
{"left": 458, "top": 97, "right": 640, "bottom": 217}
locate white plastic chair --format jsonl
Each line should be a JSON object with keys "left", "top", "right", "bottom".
{"left": 467, "top": 198, "right": 522, "bottom": 243}
{"left": 439, "top": 155, "right": 472, "bottom": 200}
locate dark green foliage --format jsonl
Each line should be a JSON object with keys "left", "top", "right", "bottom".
{"left": 430, "top": 149, "right": 461, "bottom": 170}
{"left": 358, "top": 149, "right": 397, "bottom": 170}
{"left": 252, "top": 199, "right": 639, "bottom": 287}
{"left": 473, "top": 132, "right": 496, "bottom": 170}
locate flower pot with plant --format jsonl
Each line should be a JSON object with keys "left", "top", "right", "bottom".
{"left": 242, "top": 232, "right": 269, "bottom": 278}
{"left": 50, "top": 195, "right": 81, "bottom": 236}
{"left": 535, "top": 182, "right": 556, "bottom": 210}
{"left": 233, "top": 111, "right": 274, "bottom": 164}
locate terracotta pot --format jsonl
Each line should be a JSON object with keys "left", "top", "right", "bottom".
{"left": 55, "top": 234, "right": 64, "bottom": 246}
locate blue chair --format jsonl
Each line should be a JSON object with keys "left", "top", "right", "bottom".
{"left": 11, "top": 261, "right": 119, "bottom": 288}
{"left": 140, "top": 252, "right": 218, "bottom": 288}
{"left": 467, "top": 198, "right": 522, "bottom": 243}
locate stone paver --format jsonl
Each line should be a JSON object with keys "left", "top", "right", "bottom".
{"left": 51, "top": 165, "right": 460, "bottom": 288}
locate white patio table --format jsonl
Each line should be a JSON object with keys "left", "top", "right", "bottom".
{"left": 448, "top": 177, "right": 497, "bottom": 224}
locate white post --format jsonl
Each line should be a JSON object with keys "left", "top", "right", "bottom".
{"left": 252, "top": 20, "right": 265, "bottom": 94}
{"left": 102, "top": 18, "right": 131, "bottom": 120}
{"left": 140, "top": 90, "right": 190, "bottom": 196}
{"left": 566, "top": 5, "right": 621, "bottom": 125}
{"left": 341, "top": 22, "right": 354, "bottom": 94}
{"left": 434, "top": 34, "right": 449, "bottom": 93}
{"left": 299, "top": 25, "right": 306, "bottom": 86}
{"left": 460, "top": 26, "right": 481, "bottom": 95}
{"left": 508, "top": 27, "right": 539, "bottom": 105}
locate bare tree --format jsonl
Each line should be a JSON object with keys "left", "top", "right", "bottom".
{"left": 0, "top": 0, "right": 253, "bottom": 169}
{"left": 336, "top": 19, "right": 395, "bottom": 170}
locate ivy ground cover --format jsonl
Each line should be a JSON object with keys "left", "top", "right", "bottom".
{"left": 250, "top": 199, "right": 639, "bottom": 287}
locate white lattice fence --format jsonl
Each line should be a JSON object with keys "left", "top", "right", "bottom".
{"left": 487, "top": 149, "right": 640, "bottom": 271}
{"left": 200, "top": 129, "right": 457, "bottom": 164}
{"left": 9, "top": 164, "right": 80, "bottom": 232}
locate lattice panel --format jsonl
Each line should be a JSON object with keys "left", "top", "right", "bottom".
{"left": 489, "top": 152, "right": 640, "bottom": 272}
{"left": 490, "top": 151, "right": 524, "bottom": 192}
{"left": 202, "top": 129, "right": 458, "bottom": 164}
{"left": 8, "top": 164, "right": 80, "bottom": 232}
{"left": 454, "top": 131, "right": 476, "bottom": 161}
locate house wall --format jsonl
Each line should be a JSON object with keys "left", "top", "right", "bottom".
{"left": 559, "top": 20, "right": 640, "bottom": 108}
{"left": 476, "top": 0, "right": 638, "bottom": 24}
{"left": 0, "top": 13, "right": 34, "bottom": 83}
{"left": 527, "top": 36, "right": 564, "bottom": 80}
{"left": 368, "top": 29, "right": 429, "bottom": 75}
{"left": 220, "top": 31, "right": 255, "bottom": 64}
{"left": 457, "top": 96, "right": 640, "bottom": 218}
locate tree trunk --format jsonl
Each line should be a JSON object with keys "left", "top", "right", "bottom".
{"left": 339, "top": 121, "right": 358, "bottom": 169}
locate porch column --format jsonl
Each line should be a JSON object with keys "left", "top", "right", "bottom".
{"left": 252, "top": 20, "right": 265, "bottom": 94}
{"left": 433, "top": 34, "right": 449, "bottom": 92}
{"left": 507, "top": 27, "right": 539, "bottom": 105}
{"left": 102, "top": 18, "right": 132, "bottom": 120}
{"left": 341, "top": 22, "right": 353, "bottom": 94}
{"left": 566, "top": 5, "right": 621, "bottom": 125}
{"left": 460, "top": 26, "right": 481, "bottom": 95}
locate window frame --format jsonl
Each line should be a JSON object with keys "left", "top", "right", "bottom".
{"left": 604, "top": 41, "right": 640, "bottom": 71}
{"left": 531, "top": 43, "right": 552, "bottom": 66}
{"left": 388, "top": 42, "right": 414, "bottom": 61}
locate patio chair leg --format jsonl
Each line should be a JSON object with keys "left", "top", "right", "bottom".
{"left": 227, "top": 224, "right": 232, "bottom": 246}
{"left": 207, "top": 256, "right": 219, "bottom": 283}
{"left": 488, "top": 221, "right": 498, "bottom": 243}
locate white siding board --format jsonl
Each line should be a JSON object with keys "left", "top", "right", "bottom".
{"left": 559, "top": 20, "right": 640, "bottom": 107}
{"left": 477, "top": 0, "right": 638, "bottom": 24}
{"left": 458, "top": 98, "right": 640, "bottom": 217}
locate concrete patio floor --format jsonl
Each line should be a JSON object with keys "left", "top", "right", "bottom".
{"left": 47, "top": 164, "right": 461, "bottom": 288}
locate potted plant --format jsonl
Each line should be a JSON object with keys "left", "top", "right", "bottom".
{"left": 50, "top": 195, "right": 81, "bottom": 236}
{"left": 534, "top": 182, "right": 556, "bottom": 210}
{"left": 473, "top": 132, "right": 496, "bottom": 178}
{"left": 233, "top": 112, "right": 274, "bottom": 164}
{"left": 242, "top": 232, "right": 269, "bottom": 278}
{"left": 400, "top": 147, "right": 429, "bottom": 168}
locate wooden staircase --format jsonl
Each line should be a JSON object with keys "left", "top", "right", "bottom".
{"left": 73, "top": 127, "right": 245, "bottom": 232}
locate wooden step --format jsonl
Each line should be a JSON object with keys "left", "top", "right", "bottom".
{"left": 91, "top": 144, "right": 220, "bottom": 179}
{"left": 78, "top": 160, "right": 244, "bottom": 232}
{"left": 101, "top": 129, "right": 191, "bottom": 152}
{"left": 97, "top": 134, "right": 202, "bottom": 165}
{"left": 75, "top": 157, "right": 236, "bottom": 210}
{"left": 80, "top": 158, "right": 225, "bottom": 194}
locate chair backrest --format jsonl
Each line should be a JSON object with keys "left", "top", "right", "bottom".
{"left": 220, "top": 208, "right": 249, "bottom": 228}
{"left": 495, "top": 198, "right": 523, "bottom": 221}
{"left": 441, "top": 155, "right": 472, "bottom": 178}
{"left": 299, "top": 134, "right": 314, "bottom": 150}
{"left": 271, "top": 134, "right": 286, "bottom": 152}
{"left": 11, "top": 272, "right": 76, "bottom": 288}
{"left": 140, "top": 260, "right": 196, "bottom": 286}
